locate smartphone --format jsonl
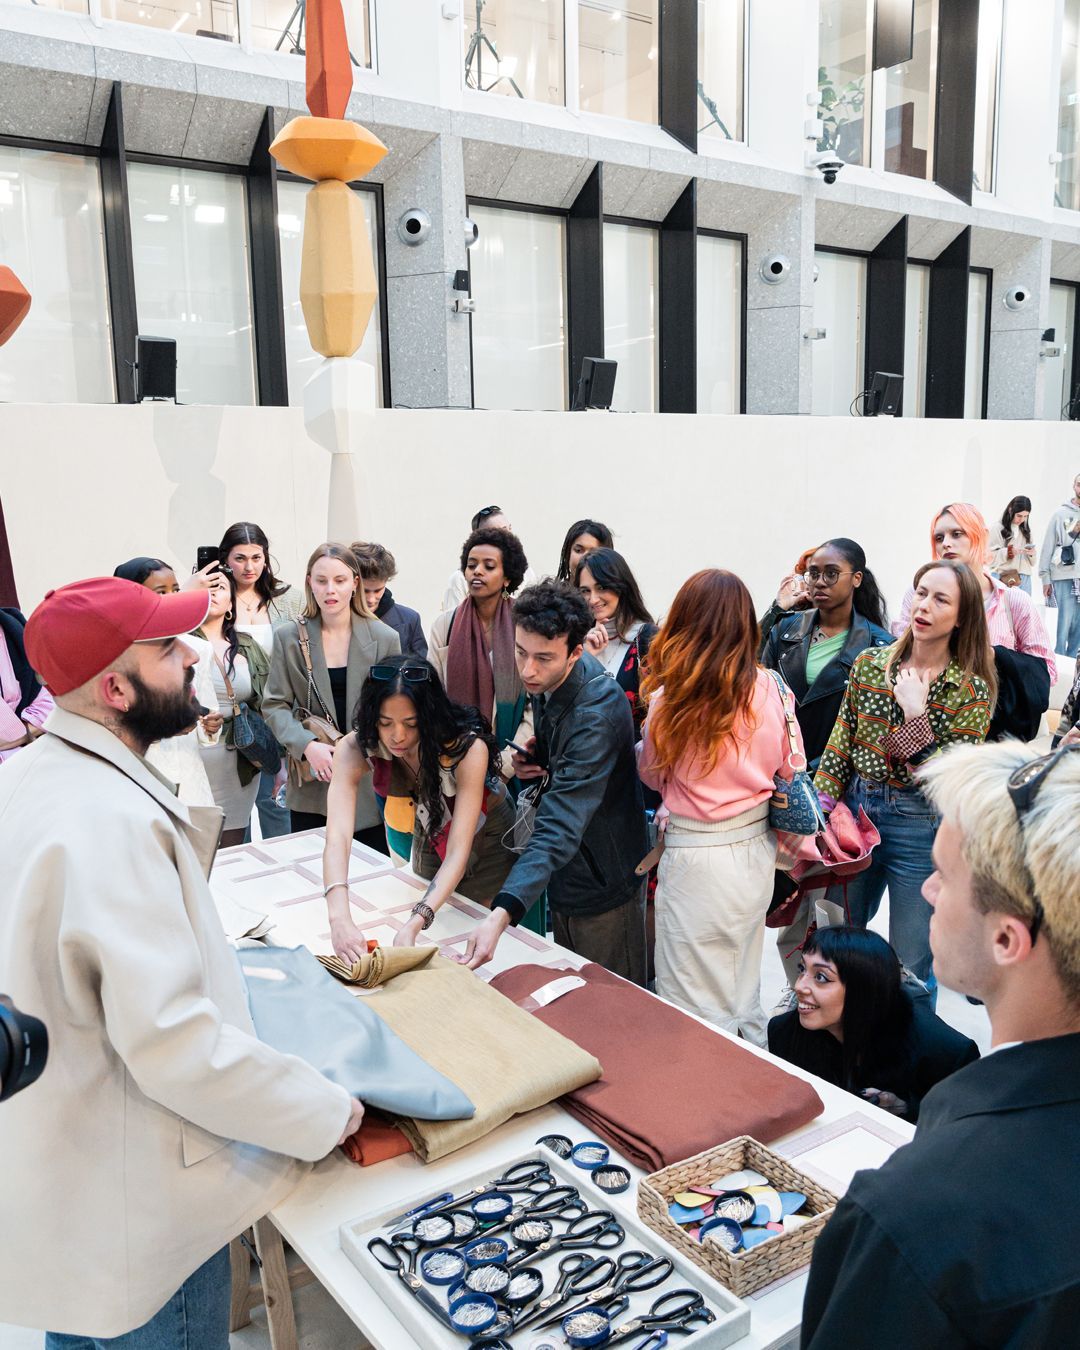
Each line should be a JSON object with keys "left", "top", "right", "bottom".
{"left": 195, "top": 545, "right": 222, "bottom": 575}
{"left": 508, "top": 741, "right": 536, "bottom": 764}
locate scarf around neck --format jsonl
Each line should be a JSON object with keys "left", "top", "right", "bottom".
{"left": 444, "top": 596, "right": 524, "bottom": 748}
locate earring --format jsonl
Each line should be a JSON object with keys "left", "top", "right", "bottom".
{"left": 225, "top": 610, "right": 233, "bottom": 620}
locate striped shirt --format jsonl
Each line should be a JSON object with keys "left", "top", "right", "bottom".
{"left": 814, "top": 644, "right": 992, "bottom": 798}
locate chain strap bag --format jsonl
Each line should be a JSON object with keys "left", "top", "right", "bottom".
{"left": 211, "top": 650, "right": 281, "bottom": 775}
{"left": 767, "top": 669, "right": 826, "bottom": 836}
{"left": 290, "top": 617, "right": 344, "bottom": 786}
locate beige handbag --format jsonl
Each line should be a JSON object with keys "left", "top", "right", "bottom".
{"left": 289, "top": 617, "right": 343, "bottom": 787}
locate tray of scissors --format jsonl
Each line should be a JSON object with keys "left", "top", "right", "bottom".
{"left": 340, "top": 1147, "right": 750, "bottom": 1349}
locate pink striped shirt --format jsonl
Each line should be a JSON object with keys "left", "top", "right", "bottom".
{"left": 1, "top": 633, "right": 54, "bottom": 764}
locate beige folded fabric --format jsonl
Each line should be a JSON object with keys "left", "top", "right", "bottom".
{"left": 364, "top": 956, "right": 602, "bottom": 1162}
{"left": 316, "top": 945, "right": 436, "bottom": 988}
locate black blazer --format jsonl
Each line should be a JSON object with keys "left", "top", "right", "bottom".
{"left": 760, "top": 609, "right": 892, "bottom": 767}
{"left": 802, "top": 1033, "right": 1080, "bottom": 1348}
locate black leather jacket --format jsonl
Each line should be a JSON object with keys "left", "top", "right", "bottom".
{"left": 760, "top": 609, "right": 893, "bottom": 768}
{"left": 494, "top": 652, "right": 647, "bottom": 922}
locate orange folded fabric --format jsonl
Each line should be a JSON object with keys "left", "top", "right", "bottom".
{"left": 340, "top": 1110, "right": 414, "bottom": 1167}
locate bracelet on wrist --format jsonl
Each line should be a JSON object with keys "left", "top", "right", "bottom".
{"left": 410, "top": 902, "right": 435, "bottom": 930}
{"left": 324, "top": 881, "right": 349, "bottom": 898}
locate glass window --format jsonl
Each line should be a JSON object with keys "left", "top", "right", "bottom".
{"left": 811, "top": 250, "right": 866, "bottom": 416}
{"left": 882, "top": 0, "right": 935, "bottom": 180}
{"left": 462, "top": 0, "right": 564, "bottom": 104}
{"left": 902, "top": 262, "right": 930, "bottom": 418}
{"left": 972, "top": 0, "right": 1002, "bottom": 193}
{"left": 964, "top": 270, "right": 988, "bottom": 419}
{"left": 817, "top": 0, "right": 870, "bottom": 167}
{"left": 99, "top": 0, "right": 237, "bottom": 41}
{"left": 0, "top": 146, "right": 114, "bottom": 404}
{"left": 277, "top": 180, "right": 384, "bottom": 407}
{"left": 698, "top": 0, "right": 744, "bottom": 143}
{"left": 128, "top": 163, "right": 256, "bottom": 406}
{"left": 251, "top": 0, "right": 370, "bottom": 62}
{"left": 468, "top": 203, "right": 567, "bottom": 411}
{"left": 579, "top": 0, "right": 658, "bottom": 125}
{"left": 1057, "top": 0, "right": 1080, "bottom": 211}
{"left": 1043, "top": 282, "right": 1078, "bottom": 420}
{"left": 603, "top": 221, "right": 657, "bottom": 412}
{"left": 696, "top": 233, "right": 742, "bottom": 413}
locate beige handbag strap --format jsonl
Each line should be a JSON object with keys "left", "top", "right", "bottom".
{"left": 210, "top": 648, "right": 241, "bottom": 718}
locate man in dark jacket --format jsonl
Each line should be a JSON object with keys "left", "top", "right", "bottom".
{"left": 351, "top": 541, "right": 427, "bottom": 659}
{"left": 462, "top": 580, "right": 648, "bottom": 982}
{"left": 801, "top": 740, "right": 1080, "bottom": 1348}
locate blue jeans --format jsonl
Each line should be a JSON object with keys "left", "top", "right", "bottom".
{"left": 250, "top": 766, "right": 291, "bottom": 840}
{"left": 1052, "top": 578, "right": 1080, "bottom": 658}
{"left": 45, "top": 1247, "right": 229, "bottom": 1350}
{"left": 1018, "top": 574, "right": 1032, "bottom": 595}
{"left": 825, "top": 776, "right": 939, "bottom": 998}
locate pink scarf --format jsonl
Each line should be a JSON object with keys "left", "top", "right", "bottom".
{"left": 444, "top": 597, "right": 524, "bottom": 746}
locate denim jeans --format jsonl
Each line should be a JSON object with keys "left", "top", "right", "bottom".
{"left": 1052, "top": 578, "right": 1080, "bottom": 658}
{"left": 45, "top": 1247, "right": 229, "bottom": 1350}
{"left": 248, "top": 767, "right": 291, "bottom": 840}
{"left": 1017, "top": 574, "right": 1032, "bottom": 595}
{"left": 825, "top": 775, "right": 939, "bottom": 997}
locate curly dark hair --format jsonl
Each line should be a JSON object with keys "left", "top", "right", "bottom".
{"left": 513, "top": 580, "right": 592, "bottom": 652}
{"left": 353, "top": 656, "right": 499, "bottom": 841}
{"left": 459, "top": 527, "right": 529, "bottom": 595}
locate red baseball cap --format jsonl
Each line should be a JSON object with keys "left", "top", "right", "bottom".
{"left": 25, "top": 577, "right": 211, "bottom": 696}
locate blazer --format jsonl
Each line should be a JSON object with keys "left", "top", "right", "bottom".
{"left": 0, "top": 708, "right": 350, "bottom": 1337}
{"left": 801, "top": 1033, "right": 1080, "bottom": 1347}
{"left": 263, "top": 611, "right": 400, "bottom": 825}
{"left": 760, "top": 609, "right": 893, "bottom": 767}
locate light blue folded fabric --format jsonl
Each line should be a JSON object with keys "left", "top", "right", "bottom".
{"left": 238, "top": 944, "right": 475, "bottom": 1121}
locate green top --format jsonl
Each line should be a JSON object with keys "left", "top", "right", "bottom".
{"left": 814, "top": 643, "right": 992, "bottom": 798}
{"left": 804, "top": 629, "right": 848, "bottom": 685}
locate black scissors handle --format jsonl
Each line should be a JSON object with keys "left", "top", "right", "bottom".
{"left": 510, "top": 1253, "right": 612, "bottom": 1334}
{"left": 539, "top": 1251, "right": 674, "bottom": 1329}
{"left": 606, "top": 1289, "right": 714, "bottom": 1344}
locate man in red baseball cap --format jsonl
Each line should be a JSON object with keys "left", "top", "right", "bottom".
{"left": 0, "top": 577, "right": 364, "bottom": 1346}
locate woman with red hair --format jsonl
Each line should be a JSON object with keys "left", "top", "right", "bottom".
{"left": 638, "top": 569, "right": 804, "bottom": 1045}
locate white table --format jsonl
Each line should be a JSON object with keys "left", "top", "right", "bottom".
{"left": 214, "top": 833, "right": 914, "bottom": 1350}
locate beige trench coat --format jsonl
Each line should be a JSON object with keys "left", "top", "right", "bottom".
{"left": 0, "top": 708, "right": 350, "bottom": 1336}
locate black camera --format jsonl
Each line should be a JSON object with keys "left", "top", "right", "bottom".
{"left": 0, "top": 995, "right": 48, "bottom": 1102}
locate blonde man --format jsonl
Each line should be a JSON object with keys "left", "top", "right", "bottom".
{"left": 802, "top": 741, "right": 1080, "bottom": 1348}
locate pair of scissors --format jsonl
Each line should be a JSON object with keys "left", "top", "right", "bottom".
{"left": 365, "top": 1236, "right": 456, "bottom": 1331}
{"left": 388, "top": 1160, "right": 555, "bottom": 1230}
{"left": 506, "top": 1209, "right": 625, "bottom": 1268}
{"left": 605, "top": 1289, "right": 715, "bottom": 1344}
{"left": 510, "top": 1252, "right": 620, "bottom": 1334}
{"left": 450, "top": 1185, "right": 585, "bottom": 1246}
{"left": 539, "top": 1249, "right": 675, "bottom": 1328}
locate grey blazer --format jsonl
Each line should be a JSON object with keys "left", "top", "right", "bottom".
{"left": 263, "top": 612, "right": 400, "bottom": 827}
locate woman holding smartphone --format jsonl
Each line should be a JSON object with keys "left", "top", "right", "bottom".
{"left": 321, "top": 656, "right": 516, "bottom": 961}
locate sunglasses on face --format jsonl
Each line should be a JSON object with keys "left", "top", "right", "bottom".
{"left": 370, "top": 664, "right": 430, "bottom": 684}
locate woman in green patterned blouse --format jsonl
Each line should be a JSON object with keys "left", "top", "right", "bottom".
{"left": 814, "top": 561, "right": 996, "bottom": 999}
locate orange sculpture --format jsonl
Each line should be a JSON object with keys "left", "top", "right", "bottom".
{"left": 0, "top": 267, "right": 31, "bottom": 347}
{"left": 270, "top": 0, "right": 387, "bottom": 360}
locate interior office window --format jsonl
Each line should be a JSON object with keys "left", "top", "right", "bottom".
{"left": 811, "top": 250, "right": 866, "bottom": 417}
{"left": 99, "top": 0, "right": 237, "bottom": 41}
{"left": 277, "top": 180, "right": 384, "bottom": 407}
{"left": 882, "top": 0, "right": 935, "bottom": 180}
{"left": 462, "top": 0, "right": 564, "bottom": 104}
{"left": 579, "top": 0, "right": 658, "bottom": 125}
{"left": 128, "top": 163, "right": 256, "bottom": 406}
{"left": 1057, "top": 0, "right": 1080, "bottom": 210}
{"left": 0, "top": 145, "right": 114, "bottom": 404}
{"left": 468, "top": 203, "right": 567, "bottom": 412}
{"left": 696, "top": 233, "right": 742, "bottom": 413}
{"left": 817, "top": 0, "right": 869, "bottom": 167}
{"left": 1043, "top": 282, "right": 1078, "bottom": 420}
{"left": 252, "top": 0, "right": 371, "bottom": 65}
{"left": 603, "top": 221, "right": 657, "bottom": 412}
{"left": 902, "top": 262, "right": 930, "bottom": 418}
{"left": 698, "top": 0, "right": 745, "bottom": 143}
{"left": 964, "top": 270, "right": 988, "bottom": 419}
{"left": 972, "top": 0, "right": 1002, "bottom": 193}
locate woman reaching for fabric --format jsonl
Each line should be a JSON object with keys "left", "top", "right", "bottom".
{"left": 322, "top": 656, "right": 516, "bottom": 963}
{"left": 768, "top": 926, "right": 978, "bottom": 1123}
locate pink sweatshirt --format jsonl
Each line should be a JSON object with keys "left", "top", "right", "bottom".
{"left": 638, "top": 669, "right": 802, "bottom": 821}
{"left": 0, "top": 634, "right": 54, "bottom": 765}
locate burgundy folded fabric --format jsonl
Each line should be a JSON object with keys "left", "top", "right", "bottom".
{"left": 340, "top": 1110, "right": 414, "bottom": 1167}
{"left": 490, "top": 963, "right": 824, "bottom": 1172}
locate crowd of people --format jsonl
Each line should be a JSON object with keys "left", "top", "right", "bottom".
{"left": 1, "top": 475, "right": 1079, "bottom": 1346}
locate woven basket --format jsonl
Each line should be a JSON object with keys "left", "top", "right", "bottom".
{"left": 637, "top": 1135, "right": 837, "bottom": 1297}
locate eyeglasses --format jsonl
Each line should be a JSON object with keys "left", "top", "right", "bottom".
{"left": 1004, "top": 744, "right": 1079, "bottom": 943}
{"left": 370, "top": 664, "right": 430, "bottom": 684}
{"left": 805, "top": 567, "right": 854, "bottom": 585}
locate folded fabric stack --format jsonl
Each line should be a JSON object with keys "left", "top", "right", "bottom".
{"left": 317, "top": 944, "right": 436, "bottom": 987}
{"left": 490, "top": 962, "right": 824, "bottom": 1171}
{"left": 340, "top": 1109, "right": 414, "bottom": 1167}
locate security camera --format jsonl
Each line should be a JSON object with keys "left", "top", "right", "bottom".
{"left": 397, "top": 208, "right": 432, "bottom": 246}
{"left": 464, "top": 217, "right": 479, "bottom": 249}
{"left": 808, "top": 151, "right": 844, "bottom": 185}
{"left": 760, "top": 253, "right": 792, "bottom": 285}
{"left": 1003, "top": 285, "right": 1030, "bottom": 311}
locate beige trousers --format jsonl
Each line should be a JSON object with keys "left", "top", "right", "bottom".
{"left": 653, "top": 804, "right": 776, "bottom": 1047}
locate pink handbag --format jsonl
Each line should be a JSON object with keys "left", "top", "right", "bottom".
{"left": 769, "top": 803, "right": 880, "bottom": 928}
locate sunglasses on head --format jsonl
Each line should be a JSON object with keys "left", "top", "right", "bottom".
{"left": 1004, "top": 744, "right": 1080, "bottom": 943}
{"left": 370, "top": 664, "right": 430, "bottom": 685}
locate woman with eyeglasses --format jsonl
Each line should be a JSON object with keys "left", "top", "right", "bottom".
{"left": 321, "top": 656, "right": 516, "bottom": 962}
{"left": 263, "top": 543, "right": 400, "bottom": 853}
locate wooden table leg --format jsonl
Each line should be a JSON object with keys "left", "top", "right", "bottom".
{"left": 253, "top": 1215, "right": 300, "bottom": 1350}
{"left": 229, "top": 1232, "right": 255, "bottom": 1331}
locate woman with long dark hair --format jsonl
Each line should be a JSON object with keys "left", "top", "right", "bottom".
{"left": 321, "top": 656, "right": 516, "bottom": 962}
{"left": 768, "top": 927, "right": 978, "bottom": 1122}
{"left": 989, "top": 495, "right": 1036, "bottom": 594}
{"left": 638, "top": 569, "right": 804, "bottom": 1044}
{"left": 574, "top": 546, "right": 657, "bottom": 735}
{"left": 429, "top": 527, "right": 530, "bottom": 775}
{"left": 815, "top": 560, "right": 995, "bottom": 994}
{"left": 556, "top": 519, "right": 614, "bottom": 581}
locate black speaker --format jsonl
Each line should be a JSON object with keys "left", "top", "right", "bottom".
{"left": 867, "top": 370, "right": 903, "bottom": 417}
{"left": 572, "top": 357, "right": 618, "bottom": 411}
{"left": 136, "top": 336, "right": 177, "bottom": 402}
